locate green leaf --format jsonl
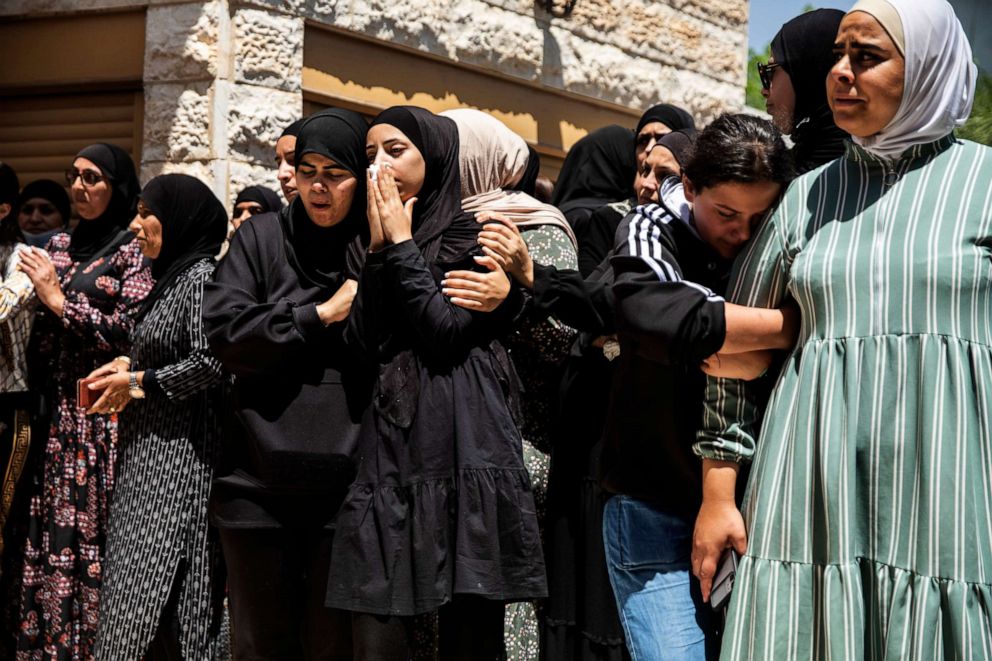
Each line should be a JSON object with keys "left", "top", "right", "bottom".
{"left": 745, "top": 45, "right": 771, "bottom": 110}
{"left": 959, "top": 74, "right": 992, "bottom": 147}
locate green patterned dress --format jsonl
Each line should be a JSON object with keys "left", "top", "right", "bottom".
{"left": 694, "top": 135, "right": 992, "bottom": 660}
{"left": 504, "top": 223, "right": 579, "bottom": 661}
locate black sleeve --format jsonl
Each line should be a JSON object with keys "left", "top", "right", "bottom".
{"left": 576, "top": 205, "right": 622, "bottom": 277}
{"left": 530, "top": 259, "right": 615, "bottom": 336}
{"left": 380, "top": 239, "right": 519, "bottom": 363}
{"left": 202, "top": 223, "right": 332, "bottom": 376}
{"left": 343, "top": 249, "right": 386, "bottom": 362}
{"left": 611, "top": 210, "right": 726, "bottom": 366}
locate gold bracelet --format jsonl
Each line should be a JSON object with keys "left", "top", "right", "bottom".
{"left": 115, "top": 355, "right": 132, "bottom": 367}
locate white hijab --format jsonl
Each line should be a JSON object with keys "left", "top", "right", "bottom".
{"left": 440, "top": 108, "right": 578, "bottom": 249}
{"left": 849, "top": 0, "right": 977, "bottom": 160}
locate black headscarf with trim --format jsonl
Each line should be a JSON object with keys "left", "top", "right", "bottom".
{"left": 370, "top": 106, "right": 479, "bottom": 264}
{"left": 137, "top": 173, "right": 227, "bottom": 318}
{"left": 771, "top": 9, "right": 848, "bottom": 172}
{"left": 282, "top": 108, "right": 369, "bottom": 288}
{"left": 635, "top": 104, "right": 696, "bottom": 136}
{"left": 69, "top": 143, "right": 139, "bottom": 262}
{"left": 551, "top": 124, "right": 636, "bottom": 221}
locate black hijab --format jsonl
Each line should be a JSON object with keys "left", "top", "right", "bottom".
{"left": 282, "top": 108, "right": 368, "bottom": 289}
{"left": 234, "top": 185, "right": 283, "bottom": 215}
{"left": 654, "top": 128, "right": 699, "bottom": 168}
{"left": 370, "top": 106, "right": 478, "bottom": 264}
{"left": 510, "top": 145, "right": 542, "bottom": 197}
{"left": 19, "top": 179, "right": 72, "bottom": 226}
{"left": 68, "top": 143, "right": 139, "bottom": 262}
{"left": 280, "top": 117, "right": 307, "bottom": 139}
{"left": 635, "top": 104, "right": 696, "bottom": 136}
{"left": 771, "top": 9, "right": 848, "bottom": 172}
{"left": 551, "top": 125, "right": 636, "bottom": 219}
{"left": 137, "top": 174, "right": 227, "bottom": 318}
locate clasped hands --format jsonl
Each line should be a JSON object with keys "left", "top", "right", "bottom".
{"left": 366, "top": 165, "right": 415, "bottom": 251}
{"left": 83, "top": 358, "right": 134, "bottom": 416}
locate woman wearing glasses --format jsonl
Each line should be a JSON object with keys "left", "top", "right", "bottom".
{"left": 759, "top": 9, "right": 847, "bottom": 174}
{"left": 13, "top": 144, "right": 153, "bottom": 659}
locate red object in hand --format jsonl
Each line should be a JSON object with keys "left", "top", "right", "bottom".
{"left": 77, "top": 377, "right": 105, "bottom": 410}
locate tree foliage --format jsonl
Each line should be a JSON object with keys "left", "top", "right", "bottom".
{"left": 745, "top": 45, "right": 770, "bottom": 110}
{"left": 959, "top": 74, "right": 992, "bottom": 146}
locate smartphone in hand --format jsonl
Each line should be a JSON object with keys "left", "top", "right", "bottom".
{"left": 710, "top": 548, "right": 739, "bottom": 611}
{"left": 77, "top": 377, "right": 105, "bottom": 410}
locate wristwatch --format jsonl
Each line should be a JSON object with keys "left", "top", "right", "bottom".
{"left": 128, "top": 372, "right": 145, "bottom": 400}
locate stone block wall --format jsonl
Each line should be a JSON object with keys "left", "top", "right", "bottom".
{"left": 238, "top": 0, "right": 747, "bottom": 120}
{"left": 2, "top": 0, "right": 749, "bottom": 200}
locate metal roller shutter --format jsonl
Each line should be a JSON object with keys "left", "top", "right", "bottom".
{"left": 0, "top": 89, "right": 143, "bottom": 189}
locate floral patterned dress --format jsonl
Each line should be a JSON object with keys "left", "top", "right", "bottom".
{"left": 15, "top": 232, "right": 152, "bottom": 660}
{"left": 503, "top": 224, "right": 579, "bottom": 661}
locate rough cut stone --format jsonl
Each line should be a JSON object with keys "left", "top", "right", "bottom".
{"left": 140, "top": 159, "right": 215, "bottom": 188}
{"left": 227, "top": 85, "right": 301, "bottom": 165}
{"left": 227, "top": 160, "right": 283, "bottom": 208}
{"left": 6, "top": 0, "right": 752, "bottom": 186}
{"left": 142, "top": 81, "right": 214, "bottom": 163}
{"left": 144, "top": 1, "right": 220, "bottom": 82}
{"left": 234, "top": 8, "right": 304, "bottom": 91}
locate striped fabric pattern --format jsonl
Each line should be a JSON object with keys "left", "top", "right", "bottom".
{"left": 694, "top": 135, "right": 992, "bottom": 660}
{"left": 95, "top": 259, "right": 226, "bottom": 659}
{"left": 626, "top": 196, "right": 724, "bottom": 302}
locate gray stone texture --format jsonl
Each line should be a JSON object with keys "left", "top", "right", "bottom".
{"left": 5, "top": 0, "right": 751, "bottom": 190}
{"left": 234, "top": 0, "right": 748, "bottom": 119}
{"left": 233, "top": 7, "right": 304, "bottom": 91}
{"left": 227, "top": 85, "right": 301, "bottom": 165}
{"left": 144, "top": 1, "right": 220, "bottom": 82}
{"left": 142, "top": 81, "right": 215, "bottom": 163}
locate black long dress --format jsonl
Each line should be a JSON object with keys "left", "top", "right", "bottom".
{"left": 325, "top": 238, "right": 548, "bottom": 615}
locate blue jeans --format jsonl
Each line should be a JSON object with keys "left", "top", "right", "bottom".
{"left": 602, "top": 496, "right": 717, "bottom": 661}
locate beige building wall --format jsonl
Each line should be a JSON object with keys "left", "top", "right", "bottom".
{"left": 0, "top": 0, "right": 749, "bottom": 205}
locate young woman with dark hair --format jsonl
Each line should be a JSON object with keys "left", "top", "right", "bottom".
{"left": 601, "top": 113, "right": 795, "bottom": 660}
{"left": 466, "top": 114, "right": 795, "bottom": 660}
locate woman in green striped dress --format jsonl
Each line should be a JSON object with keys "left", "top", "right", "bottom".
{"left": 691, "top": 0, "right": 991, "bottom": 658}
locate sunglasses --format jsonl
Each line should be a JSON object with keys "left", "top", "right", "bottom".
{"left": 757, "top": 61, "right": 782, "bottom": 90}
{"left": 65, "top": 167, "right": 106, "bottom": 187}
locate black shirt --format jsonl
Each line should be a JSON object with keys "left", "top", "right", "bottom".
{"left": 602, "top": 183, "right": 730, "bottom": 513}
{"left": 202, "top": 214, "right": 370, "bottom": 529}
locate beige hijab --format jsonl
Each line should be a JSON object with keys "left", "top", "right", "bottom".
{"left": 440, "top": 108, "right": 578, "bottom": 249}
